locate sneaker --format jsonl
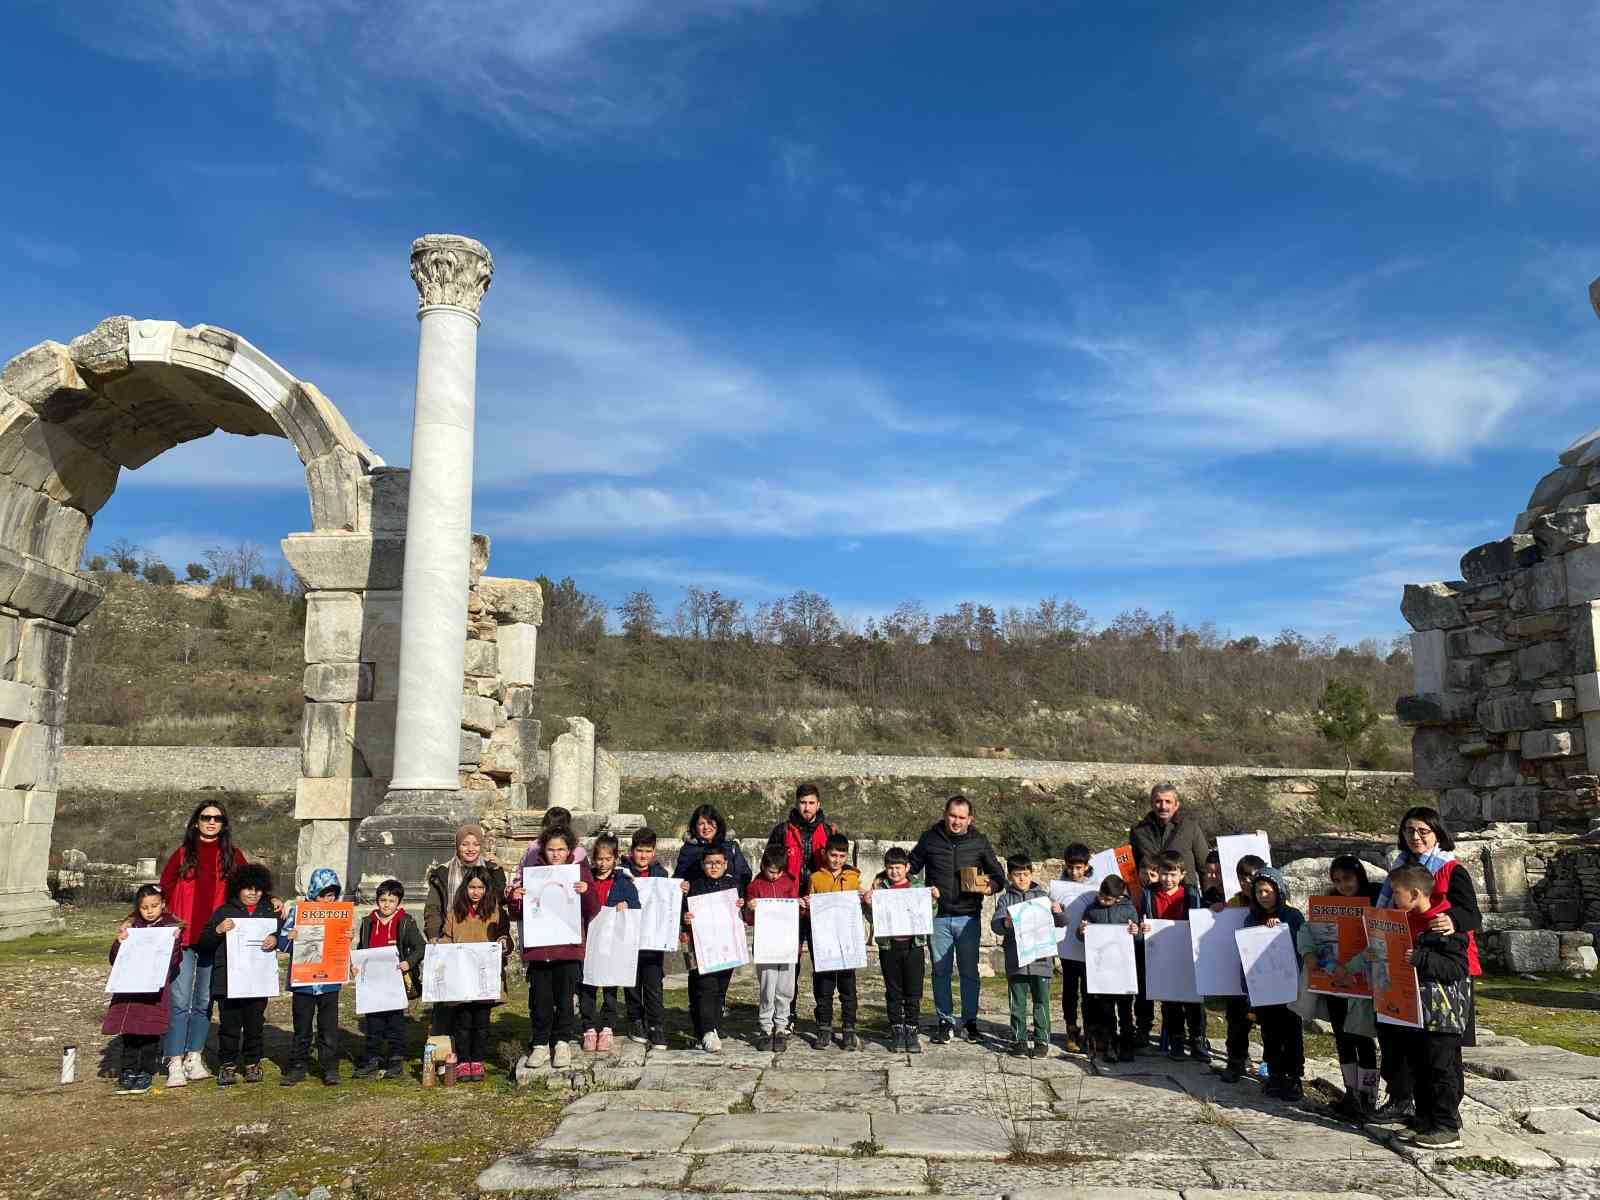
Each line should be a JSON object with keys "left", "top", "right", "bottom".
{"left": 551, "top": 1041, "right": 572, "bottom": 1069}
{"left": 353, "top": 1059, "right": 382, "bottom": 1080}
{"left": 930, "top": 1021, "right": 952, "bottom": 1045}
{"left": 1032, "top": 1041, "right": 1050, "bottom": 1059}
{"left": 649, "top": 1028, "right": 669, "bottom": 1050}
{"left": 281, "top": 1062, "right": 307, "bottom": 1086}
{"left": 597, "top": 1028, "right": 613, "bottom": 1052}
{"left": 1371, "top": 1096, "right": 1415, "bottom": 1123}
{"left": 1409, "top": 1127, "right": 1464, "bottom": 1150}
{"left": 217, "top": 1064, "right": 238, "bottom": 1087}
{"left": 842, "top": 1030, "right": 859, "bottom": 1052}
{"left": 772, "top": 1032, "right": 788, "bottom": 1054}
{"left": 384, "top": 1056, "right": 408, "bottom": 1081}
{"left": 243, "top": 1062, "right": 263, "bottom": 1084}
{"left": 182, "top": 1051, "right": 211, "bottom": 1081}
{"left": 961, "top": 1020, "right": 981, "bottom": 1043}
{"left": 128, "top": 1072, "right": 154, "bottom": 1095}
{"left": 814, "top": 1024, "right": 834, "bottom": 1050}
{"left": 582, "top": 1028, "right": 599, "bottom": 1052}
{"left": 755, "top": 1032, "right": 773, "bottom": 1052}
{"left": 1008, "top": 1040, "right": 1028, "bottom": 1057}
{"left": 115, "top": 1070, "right": 139, "bottom": 1094}
{"left": 164, "top": 1058, "right": 188, "bottom": 1089}
{"left": 702, "top": 1031, "right": 722, "bottom": 1053}
{"left": 627, "top": 1022, "right": 649, "bottom": 1045}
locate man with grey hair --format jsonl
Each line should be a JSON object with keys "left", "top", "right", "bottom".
{"left": 1128, "top": 782, "right": 1208, "bottom": 887}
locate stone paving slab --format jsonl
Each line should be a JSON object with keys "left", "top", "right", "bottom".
{"left": 687, "top": 1151, "right": 933, "bottom": 1195}
{"left": 566, "top": 1088, "right": 740, "bottom": 1114}
{"left": 477, "top": 1151, "right": 693, "bottom": 1192}
{"left": 1024, "top": 1117, "right": 1261, "bottom": 1161}
{"left": 869, "top": 1112, "right": 1013, "bottom": 1159}
{"left": 637, "top": 1064, "right": 762, "bottom": 1093}
{"left": 1073, "top": 1161, "right": 1215, "bottom": 1190}
{"left": 886, "top": 1066, "right": 993, "bottom": 1096}
{"left": 1006, "top": 1190, "right": 1181, "bottom": 1200}
{"left": 1391, "top": 1124, "right": 1559, "bottom": 1170}
{"left": 684, "top": 1113, "right": 872, "bottom": 1154}
{"left": 1202, "top": 1158, "right": 1445, "bottom": 1198}
{"left": 994, "top": 1054, "right": 1094, "bottom": 1082}
{"left": 1523, "top": 1107, "right": 1600, "bottom": 1135}
{"left": 752, "top": 1091, "right": 899, "bottom": 1114}
{"left": 560, "top": 1192, "right": 834, "bottom": 1200}
{"left": 591, "top": 1065, "right": 647, "bottom": 1088}
{"left": 1529, "top": 1134, "right": 1600, "bottom": 1167}
{"left": 1463, "top": 1044, "right": 1600, "bottom": 1081}
{"left": 646, "top": 1044, "right": 775, "bottom": 1069}
{"left": 540, "top": 1111, "right": 702, "bottom": 1154}
{"left": 757, "top": 1068, "right": 887, "bottom": 1095}
{"left": 1078, "top": 1073, "right": 1186, "bottom": 1101}
{"left": 1465, "top": 1079, "right": 1600, "bottom": 1115}
{"left": 1180, "top": 1192, "right": 1384, "bottom": 1200}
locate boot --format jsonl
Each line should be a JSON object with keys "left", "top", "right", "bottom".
{"left": 216, "top": 1063, "right": 238, "bottom": 1087}
{"left": 384, "top": 1056, "right": 408, "bottom": 1081}
{"left": 889, "top": 1025, "right": 905, "bottom": 1052}
{"left": 353, "top": 1058, "right": 382, "bottom": 1081}
{"left": 1357, "top": 1067, "right": 1381, "bottom": 1118}
{"left": 906, "top": 1025, "right": 922, "bottom": 1054}
{"left": 814, "top": 1024, "right": 834, "bottom": 1050}
{"left": 1064, "top": 1026, "right": 1084, "bottom": 1053}
{"left": 281, "top": 1061, "right": 307, "bottom": 1086}
{"left": 842, "top": 1028, "right": 859, "bottom": 1052}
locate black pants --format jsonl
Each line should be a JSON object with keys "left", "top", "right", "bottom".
{"left": 1134, "top": 943, "right": 1153, "bottom": 1039}
{"left": 291, "top": 990, "right": 341, "bottom": 1066}
{"left": 1087, "top": 995, "right": 1134, "bottom": 1053}
{"left": 364, "top": 1009, "right": 407, "bottom": 1062}
{"left": 527, "top": 960, "right": 580, "bottom": 1051}
{"left": 1060, "top": 959, "right": 1088, "bottom": 1030}
{"left": 452, "top": 1001, "right": 492, "bottom": 1062}
{"left": 879, "top": 941, "right": 924, "bottom": 1026}
{"left": 626, "top": 953, "right": 665, "bottom": 1031}
{"left": 1257, "top": 1003, "right": 1304, "bottom": 1081}
{"left": 121, "top": 1033, "right": 161, "bottom": 1075}
{"left": 1224, "top": 996, "right": 1253, "bottom": 1067}
{"left": 814, "top": 968, "right": 858, "bottom": 1029}
{"left": 1326, "top": 996, "right": 1377, "bottom": 1067}
{"left": 1403, "top": 1029, "right": 1462, "bottom": 1132}
{"left": 688, "top": 968, "right": 732, "bottom": 1038}
{"left": 218, "top": 997, "right": 267, "bottom": 1066}
{"left": 580, "top": 985, "right": 622, "bottom": 1030}
{"left": 1161, "top": 1000, "right": 1205, "bottom": 1044}
{"left": 1378, "top": 1022, "right": 1412, "bottom": 1102}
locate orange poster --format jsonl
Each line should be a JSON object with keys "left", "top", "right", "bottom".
{"left": 1363, "top": 908, "right": 1421, "bottom": 1028}
{"left": 1092, "top": 845, "right": 1142, "bottom": 903}
{"left": 1305, "top": 896, "right": 1373, "bottom": 997}
{"left": 289, "top": 901, "right": 355, "bottom": 987}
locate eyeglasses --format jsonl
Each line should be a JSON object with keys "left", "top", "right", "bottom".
{"left": 1402, "top": 826, "right": 1433, "bottom": 840}
{"left": 198, "top": 813, "right": 225, "bottom": 823}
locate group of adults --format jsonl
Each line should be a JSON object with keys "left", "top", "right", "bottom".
{"left": 148, "top": 779, "right": 1480, "bottom": 1109}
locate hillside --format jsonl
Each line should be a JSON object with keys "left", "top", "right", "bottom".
{"left": 62, "top": 572, "right": 1415, "bottom": 770}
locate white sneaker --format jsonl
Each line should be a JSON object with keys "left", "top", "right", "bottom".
{"left": 551, "top": 1041, "right": 572, "bottom": 1069}
{"left": 702, "top": 1031, "right": 722, "bottom": 1053}
{"left": 165, "top": 1058, "right": 188, "bottom": 1088}
{"left": 182, "top": 1051, "right": 211, "bottom": 1081}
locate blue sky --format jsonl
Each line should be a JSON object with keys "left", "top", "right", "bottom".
{"left": 3, "top": 1, "right": 1598, "bottom": 643}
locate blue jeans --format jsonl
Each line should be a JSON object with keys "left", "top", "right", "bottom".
{"left": 929, "top": 915, "right": 981, "bottom": 1025}
{"left": 163, "top": 946, "right": 215, "bottom": 1059}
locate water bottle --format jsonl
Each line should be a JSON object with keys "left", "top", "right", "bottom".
{"left": 60, "top": 1045, "right": 77, "bottom": 1084}
{"left": 1257, "top": 1063, "right": 1269, "bottom": 1082}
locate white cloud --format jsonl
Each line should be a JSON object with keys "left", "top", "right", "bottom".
{"left": 586, "top": 556, "right": 790, "bottom": 596}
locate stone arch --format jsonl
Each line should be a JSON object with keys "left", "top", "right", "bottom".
{"left": 0, "top": 315, "right": 389, "bottom": 938}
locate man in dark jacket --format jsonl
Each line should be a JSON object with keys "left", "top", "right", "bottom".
{"left": 906, "top": 794, "right": 1005, "bottom": 1044}
{"left": 1128, "top": 783, "right": 1208, "bottom": 887}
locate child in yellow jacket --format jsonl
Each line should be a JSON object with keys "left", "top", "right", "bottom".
{"left": 807, "top": 833, "right": 868, "bottom": 1051}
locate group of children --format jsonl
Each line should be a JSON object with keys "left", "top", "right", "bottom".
{"left": 103, "top": 816, "right": 1472, "bottom": 1150}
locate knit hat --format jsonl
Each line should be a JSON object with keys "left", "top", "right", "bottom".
{"left": 455, "top": 823, "right": 484, "bottom": 852}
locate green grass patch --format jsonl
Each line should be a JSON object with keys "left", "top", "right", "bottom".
{"left": 1438, "top": 1155, "right": 1521, "bottom": 1177}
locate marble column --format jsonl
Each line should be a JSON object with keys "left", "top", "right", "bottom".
{"left": 356, "top": 235, "right": 493, "bottom": 892}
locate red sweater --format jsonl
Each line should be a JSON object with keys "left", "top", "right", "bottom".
{"left": 159, "top": 840, "right": 248, "bottom": 947}
{"left": 743, "top": 872, "right": 800, "bottom": 925}
{"left": 1150, "top": 887, "right": 1189, "bottom": 921}
{"left": 366, "top": 907, "right": 406, "bottom": 949}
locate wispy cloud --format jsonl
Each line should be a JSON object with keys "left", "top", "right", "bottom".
{"left": 586, "top": 556, "right": 790, "bottom": 596}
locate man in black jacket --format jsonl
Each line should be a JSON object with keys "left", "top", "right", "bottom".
{"left": 1128, "top": 783, "right": 1208, "bottom": 887}
{"left": 906, "top": 795, "right": 1005, "bottom": 1043}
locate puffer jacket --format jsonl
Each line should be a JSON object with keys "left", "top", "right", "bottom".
{"left": 906, "top": 820, "right": 1005, "bottom": 918}
{"left": 279, "top": 867, "right": 347, "bottom": 995}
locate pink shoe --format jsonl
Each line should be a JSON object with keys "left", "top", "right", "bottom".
{"left": 597, "top": 1028, "right": 613, "bottom": 1052}
{"left": 582, "top": 1029, "right": 598, "bottom": 1052}
{"left": 471, "top": 1062, "right": 486, "bottom": 1081}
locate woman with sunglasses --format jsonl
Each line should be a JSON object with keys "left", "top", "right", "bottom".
{"left": 156, "top": 801, "right": 251, "bottom": 1090}
{"left": 1368, "top": 806, "right": 1481, "bottom": 1131}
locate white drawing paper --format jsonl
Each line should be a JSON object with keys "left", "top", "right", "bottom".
{"left": 1007, "top": 895, "right": 1059, "bottom": 968}
{"left": 1087, "top": 848, "right": 1122, "bottom": 888}
{"left": 1189, "top": 907, "right": 1248, "bottom": 996}
{"left": 688, "top": 889, "right": 748, "bottom": 974}
{"left": 753, "top": 898, "right": 801, "bottom": 964}
{"left": 1142, "top": 918, "right": 1201, "bottom": 1003}
{"left": 809, "top": 890, "right": 869, "bottom": 972}
{"left": 521, "top": 864, "right": 582, "bottom": 948}
{"left": 634, "top": 877, "right": 683, "bottom": 953}
{"left": 225, "top": 918, "right": 282, "bottom": 999}
{"left": 1217, "top": 831, "right": 1272, "bottom": 900}
{"left": 105, "top": 926, "right": 178, "bottom": 994}
{"left": 870, "top": 887, "right": 934, "bottom": 939}
{"left": 1235, "top": 924, "right": 1300, "bottom": 1008}
{"left": 1050, "top": 880, "right": 1097, "bottom": 961}
{"left": 351, "top": 946, "right": 408, "bottom": 1014}
{"left": 1083, "top": 924, "right": 1139, "bottom": 994}
{"left": 421, "top": 942, "right": 501, "bottom": 1003}
{"left": 583, "top": 906, "right": 641, "bottom": 988}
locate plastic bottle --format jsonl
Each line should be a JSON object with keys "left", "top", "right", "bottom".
{"left": 421, "top": 1043, "right": 435, "bottom": 1088}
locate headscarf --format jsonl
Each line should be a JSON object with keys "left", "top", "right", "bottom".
{"left": 447, "top": 823, "right": 486, "bottom": 909}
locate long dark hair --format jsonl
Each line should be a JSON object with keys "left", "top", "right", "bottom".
{"left": 451, "top": 865, "right": 499, "bottom": 923}
{"left": 686, "top": 803, "right": 727, "bottom": 845}
{"left": 178, "top": 800, "right": 238, "bottom": 880}
{"left": 1396, "top": 805, "right": 1455, "bottom": 855}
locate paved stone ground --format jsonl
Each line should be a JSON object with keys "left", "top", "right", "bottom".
{"left": 476, "top": 984, "right": 1600, "bottom": 1200}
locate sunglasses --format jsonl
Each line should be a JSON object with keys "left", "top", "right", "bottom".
{"left": 197, "top": 813, "right": 226, "bottom": 823}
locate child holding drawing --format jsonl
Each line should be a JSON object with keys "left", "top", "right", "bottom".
{"left": 578, "top": 833, "right": 640, "bottom": 1053}
{"left": 105, "top": 883, "right": 183, "bottom": 1095}
{"left": 682, "top": 843, "right": 743, "bottom": 1052}
{"left": 808, "top": 833, "right": 866, "bottom": 1052}
{"left": 1241, "top": 866, "right": 1305, "bottom": 1101}
{"left": 1057, "top": 843, "right": 1093, "bottom": 1052}
{"left": 437, "top": 865, "right": 511, "bottom": 1082}
{"left": 745, "top": 845, "right": 800, "bottom": 1051}
{"left": 620, "top": 827, "right": 670, "bottom": 1049}
{"left": 196, "top": 863, "right": 279, "bottom": 1087}
{"left": 1078, "top": 875, "right": 1138, "bottom": 1065}
{"left": 993, "top": 853, "right": 1066, "bottom": 1057}
{"left": 277, "top": 867, "right": 345, "bottom": 1087}
{"left": 354, "top": 878, "right": 426, "bottom": 1081}
{"left": 1215, "top": 852, "right": 1266, "bottom": 1083}
{"left": 872, "top": 845, "right": 936, "bottom": 1053}
{"left": 1138, "top": 850, "right": 1208, "bottom": 1062}
{"left": 522, "top": 832, "right": 590, "bottom": 1069}
{"left": 1299, "top": 855, "right": 1380, "bottom": 1119}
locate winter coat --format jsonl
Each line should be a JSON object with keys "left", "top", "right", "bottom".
{"left": 906, "top": 820, "right": 1005, "bottom": 918}
{"left": 523, "top": 859, "right": 595, "bottom": 964}
{"left": 580, "top": 870, "right": 641, "bottom": 928}
{"left": 1407, "top": 900, "right": 1472, "bottom": 1035}
{"left": 766, "top": 809, "right": 837, "bottom": 892}
{"left": 357, "top": 907, "right": 426, "bottom": 1001}
{"left": 424, "top": 857, "right": 509, "bottom": 941}
{"left": 1242, "top": 866, "right": 1305, "bottom": 938}
{"left": 1128, "top": 809, "right": 1209, "bottom": 887}
{"left": 438, "top": 901, "right": 509, "bottom": 1004}
{"left": 158, "top": 841, "right": 249, "bottom": 948}
{"left": 992, "top": 882, "right": 1066, "bottom": 977}
{"left": 1079, "top": 896, "right": 1137, "bottom": 935}
{"left": 279, "top": 867, "right": 346, "bottom": 996}
{"left": 673, "top": 813, "right": 754, "bottom": 894}
{"left": 621, "top": 859, "right": 668, "bottom": 881}
{"left": 808, "top": 864, "right": 862, "bottom": 896}
{"left": 1379, "top": 849, "right": 1482, "bottom": 977}
{"left": 196, "top": 894, "right": 281, "bottom": 998}
{"left": 744, "top": 872, "right": 800, "bottom": 926}
{"left": 103, "top": 912, "right": 183, "bottom": 1036}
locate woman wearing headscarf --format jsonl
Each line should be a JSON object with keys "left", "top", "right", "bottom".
{"left": 422, "top": 823, "right": 509, "bottom": 1041}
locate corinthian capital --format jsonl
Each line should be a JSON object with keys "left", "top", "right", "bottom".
{"left": 410, "top": 234, "right": 494, "bottom": 315}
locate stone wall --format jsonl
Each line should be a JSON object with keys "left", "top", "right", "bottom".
{"left": 1397, "top": 429, "right": 1600, "bottom": 833}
